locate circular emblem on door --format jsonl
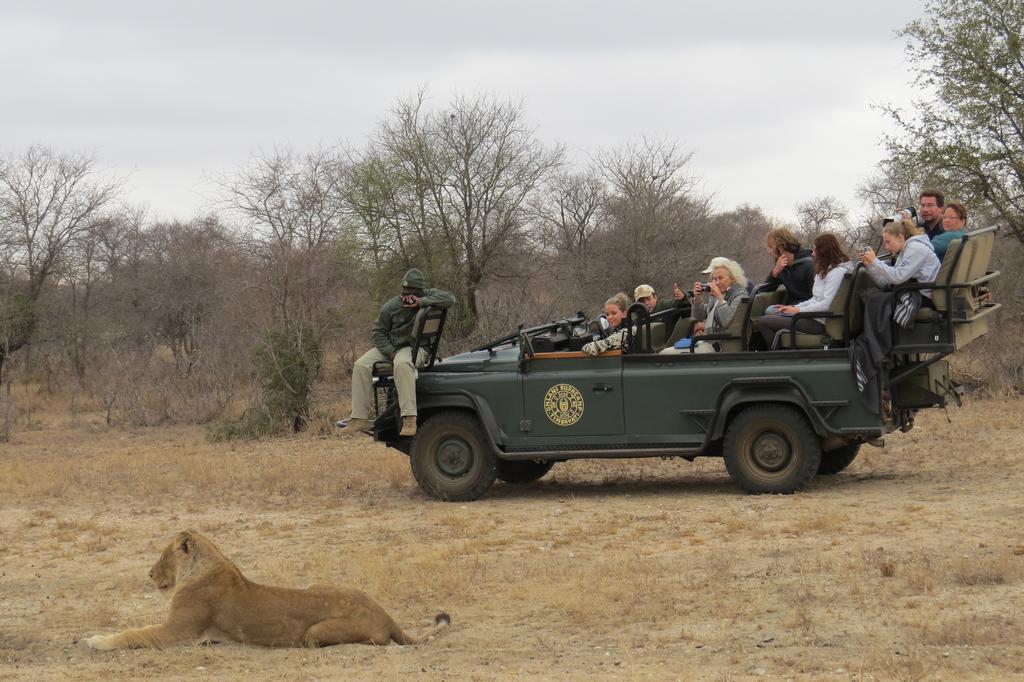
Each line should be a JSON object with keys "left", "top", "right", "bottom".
{"left": 543, "top": 383, "right": 585, "bottom": 427}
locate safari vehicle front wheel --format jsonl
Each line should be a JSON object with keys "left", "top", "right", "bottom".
{"left": 723, "top": 404, "right": 821, "bottom": 494}
{"left": 496, "top": 459, "right": 554, "bottom": 484}
{"left": 410, "top": 411, "right": 497, "bottom": 501}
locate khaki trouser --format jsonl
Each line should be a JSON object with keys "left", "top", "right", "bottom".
{"left": 350, "top": 346, "right": 424, "bottom": 419}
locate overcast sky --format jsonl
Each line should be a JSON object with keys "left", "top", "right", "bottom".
{"left": 0, "top": 1, "right": 926, "bottom": 225}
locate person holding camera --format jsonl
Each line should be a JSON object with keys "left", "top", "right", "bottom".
{"left": 860, "top": 220, "right": 941, "bottom": 307}
{"left": 757, "top": 233, "right": 850, "bottom": 349}
{"left": 674, "top": 258, "right": 749, "bottom": 354}
{"left": 916, "top": 189, "right": 945, "bottom": 240}
{"left": 338, "top": 268, "right": 455, "bottom": 438}
{"left": 762, "top": 228, "right": 815, "bottom": 305}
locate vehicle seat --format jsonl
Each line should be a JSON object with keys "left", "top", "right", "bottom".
{"left": 917, "top": 229, "right": 999, "bottom": 349}
{"left": 372, "top": 306, "right": 448, "bottom": 415}
{"left": 745, "top": 285, "right": 784, "bottom": 348}
{"left": 929, "top": 238, "right": 974, "bottom": 318}
{"left": 698, "top": 296, "right": 751, "bottom": 352}
{"left": 373, "top": 306, "right": 447, "bottom": 376}
{"left": 774, "top": 271, "right": 859, "bottom": 349}
{"left": 637, "top": 321, "right": 667, "bottom": 352}
{"left": 665, "top": 317, "right": 695, "bottom": 348}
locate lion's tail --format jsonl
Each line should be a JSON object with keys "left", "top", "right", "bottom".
{"left": 391, "top": 612, "right": 451, "bottom": 645}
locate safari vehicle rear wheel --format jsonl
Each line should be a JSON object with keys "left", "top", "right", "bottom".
{"left": 410, "top": 411, "right": 497, "bottom": 501}
{"left": 495, "top": 459, "right": 554, "bottom": 484}
{"left": 817, "top": 442, "right": 861, "bottom": 475}
{"left": 723, "top": 404, "right": 821, "bottom": 494}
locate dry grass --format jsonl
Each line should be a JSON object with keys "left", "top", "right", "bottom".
{"left": 2, "top": 398, "right": 1024, "bottom": 679}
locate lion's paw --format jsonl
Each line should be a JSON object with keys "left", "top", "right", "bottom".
{"left": 85, "top": 634, "right": 117, "bottom": 651}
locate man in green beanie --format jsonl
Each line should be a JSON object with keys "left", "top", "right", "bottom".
{"left": 338, "top": 268, "right": 455, "bottom": 437}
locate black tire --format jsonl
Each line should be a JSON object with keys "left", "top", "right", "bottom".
{"left": 495, "top": 459, "right": 554, "bottom": 484}
{"left": 817, "top": 442, "right": 861, "bottom": 475}
{"left": 410, "top": 411, "right": 497, "bottom": 501}
{"left": 723, "top": 404, "right": 821, "bottom": 494}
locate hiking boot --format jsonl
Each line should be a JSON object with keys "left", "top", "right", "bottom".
{"left": 336, "top": 418, "right": 373, "bottom": 435}
{"left": 400, "top": 416, "right": 417, "bottom": 437}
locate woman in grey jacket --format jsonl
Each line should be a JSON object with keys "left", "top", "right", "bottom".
{"left": 694, "top": 259, "right": 749, "bottom": 334}
{"left": 861, "top": 220, "right": 941, "bottom": 306}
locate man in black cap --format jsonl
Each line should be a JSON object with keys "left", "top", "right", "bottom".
{"left": 338, "top": 268, "right": 455, "bottom": 437}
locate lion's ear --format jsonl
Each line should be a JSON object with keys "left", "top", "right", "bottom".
{"left": 177, "top": 531, "right": 195, "bottom": 555}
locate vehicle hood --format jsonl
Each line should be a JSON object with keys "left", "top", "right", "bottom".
{"left": 429, "top": 347, "right": 520, "bottom": 372}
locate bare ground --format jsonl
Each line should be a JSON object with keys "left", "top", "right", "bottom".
{"left": 1, "top": 397, "right": 1023, "bottom": 681}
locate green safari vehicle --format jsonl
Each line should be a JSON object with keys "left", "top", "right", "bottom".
{"left": 369, "top": 227, "right": 1001, "bottom": 501}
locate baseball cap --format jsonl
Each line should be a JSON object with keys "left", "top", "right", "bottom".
{"left": 633, "top": 284, "right": 655, "bottom": 300}
{"left": 701, "top": 257, "right": 729, "bottom": 274}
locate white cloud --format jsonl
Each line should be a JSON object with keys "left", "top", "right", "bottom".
{"left": 0, "top": 0, "right": 926, "bottom": 224}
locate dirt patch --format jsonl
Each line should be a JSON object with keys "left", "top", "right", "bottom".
{"left": 2, "top": 400, "right": 1023, "bottom": 680}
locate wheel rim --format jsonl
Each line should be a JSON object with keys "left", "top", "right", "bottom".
{"left": 435, "top": 436, "right": 474, "bottom": 477}
{"left": 750, "top": 431, "right": 792, "bottom": 472}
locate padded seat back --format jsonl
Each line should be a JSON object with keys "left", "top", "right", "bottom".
{"left": 931, "top": 239, "right": 972, "bottom": 314}
{"left": 749, "top": 287, "right": 784, "bottom": 319}
{"left": 713, "top": 296, "right": 751, "bottom": 352}
{"left": 373, "top": 306, "right": 448, "bottom": 377}
{"left": 665, "top": 317, "right": 694, "bottom": 348}
{"left": 637, "top": 321, "right": 667, "bottom": 352}
{"left": 967, "top": 229, "right": 995, "bottom": 280}
{"left": 777, "top": 270, "right": 860, "bottom": 349}
{"left": 820, "top": 273, "right": 854, "bottom": 340}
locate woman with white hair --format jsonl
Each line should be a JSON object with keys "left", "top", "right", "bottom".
{"left": 692, "top": 258, "right": 749, "bottom": 338}
{"left": 657, "top": 258, "right": 751, "bottom": 354}
{"left": 657, "top": 257, "right": 749, "bottom": 354}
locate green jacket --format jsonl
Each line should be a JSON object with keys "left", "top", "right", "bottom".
{"left": 372, "top": 288, "right": 456, "bottom": 356}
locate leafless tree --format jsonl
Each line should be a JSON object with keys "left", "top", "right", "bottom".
{"left": 532, "top": 170, "right": 608, "bottom": 258}
{"left": 594, "top": 138, "right": 714, "bottom": 293}
{"left": 0, "top": 146, "right": 120, "bottom": 380}
{"left": 223, "top": 147, "right": 349, "bottom": 333}
{"left": 222, "top": 147, "right": 356, "bottom": 431}
{"left": 704, "top": 204, "right": 780, "bottom": 283}
{"left": 795, "top": 195, "right": 849, "bottom": 241}
{"left": 347, "top": 91, "right": 564, "bottom": 332}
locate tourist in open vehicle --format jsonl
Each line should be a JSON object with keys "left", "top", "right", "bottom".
{"left": 916, "top": 188, "right": 946, "bottom": 240}
{"left": 633, "top": 282, "right": 691, "bottom": 339}
{"left": 931, "top": 202, "right": 968, "bottom": 261}
{"left": 581, "top": 293, "right": 636, "bottom": 356}
{"left": 757, "top": 233, "right": 850, "bottom": 349}
{"left": 693, "top": 258, "right": 749, "bottom": 335}
{"left": 860, "top": 220, "right": 941, "bottom": 307}
{"left": 649, "top": 258, "right": 751, "bottom": 354}
{"left": 762, "top": 227, "right": 815, "bottom": 305}
{"left": 633, "top": 283, "right": 691, "bottom": 318}
{"left": 603, "top": 292, "right": 630, "bottom": 332}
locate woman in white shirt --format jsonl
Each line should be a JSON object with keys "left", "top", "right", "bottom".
{"left": 758, "top": 233, "right": 849, "bottom": 349}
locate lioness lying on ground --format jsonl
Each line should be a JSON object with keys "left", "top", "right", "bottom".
{"left": 85, "top": 530, "right": 450, "bottom": 650}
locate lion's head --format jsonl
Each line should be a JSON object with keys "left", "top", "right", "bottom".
{"left": 149, "top": 530, "right": 205, "bottom": 590}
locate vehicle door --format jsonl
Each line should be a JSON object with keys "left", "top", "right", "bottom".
{"left": 519, "top": 350, "right": 625, "bottom": 441}
{"left": 621, "top": 354, "right": 721, "bottom": 445}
